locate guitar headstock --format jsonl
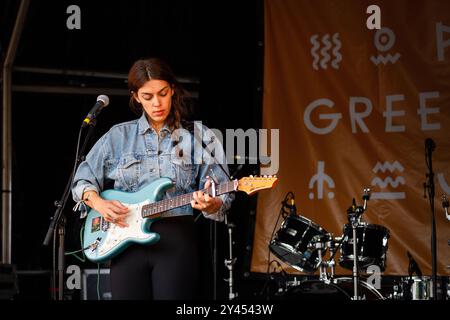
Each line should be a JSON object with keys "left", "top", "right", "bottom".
{"left": 237, "top": 176, "right": 278, "bottom": 195}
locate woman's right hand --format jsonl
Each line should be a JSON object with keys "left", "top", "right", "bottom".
{"left": 84, "top": 192, "right": 129, "bottom": 228}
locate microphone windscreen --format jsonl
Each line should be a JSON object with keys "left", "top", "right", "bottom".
{"left": 97, "top": 95, "right": 110, "bottom": 106}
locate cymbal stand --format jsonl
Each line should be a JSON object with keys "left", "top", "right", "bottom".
{"left": 347, "top": 188, "right": 371, "bottom": 300}
{"left": 348, "top": 206, "right": 361, "bottom": 299}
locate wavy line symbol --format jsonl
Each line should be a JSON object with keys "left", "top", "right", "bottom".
{"left": 331, "top": 33, "right": 342, "bottom": 69}
{"left": 370, "top": 53, "right": 401, "bottom": 65}
{"left": 371, "top": 176, "right": 405, "bottom": 188}
{"left": 310, "top": 35, "right": 320, "bottom": 70}
{"left": 320, "top": 34, "right": 332, "bottom": 69}
{"left": 310, "top": 33, "right": 342, "bottom": 70}
{"left": 371, "top": 160, "right": 406, "bottom": 200}
{"left": 373, "top": 161, "right": 404, "bottom": 173}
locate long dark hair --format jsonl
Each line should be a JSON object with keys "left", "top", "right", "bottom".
{"left": 128, "top": 58, "right": 189, "bottom": 129}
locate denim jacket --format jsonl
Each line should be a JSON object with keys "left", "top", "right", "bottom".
{"left": 72, "top": 113, "right": 234, "bottom": 221}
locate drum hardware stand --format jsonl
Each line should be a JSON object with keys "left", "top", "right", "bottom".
{"left": 326, "top": 234, "right": 336, "bottom": 279}
{"left": 310, "top": 235, "right": 328, "bottom": 281}
{"left": 346, "top": 188, "right": 371, "bottom": 300}
{"left": 224, "top": 212, "right": 238, "bottom": 300}
{"left": 311, "top": 233, "right": 336, "bottom": 282}
{"left": 218, "top": 164, "right": 246, "bottom": 300}
{"left": 326, "top": 234, "right": 347, "bottom": 282}
{"left": 348, "top": 204, "right": 361, "bottom": 300}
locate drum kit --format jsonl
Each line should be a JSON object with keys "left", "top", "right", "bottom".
{"left": 268, "top": 188, "right": 450, "bottom": 300}
{"left": 269, "top": 188, "right": 392, "bottom": 300}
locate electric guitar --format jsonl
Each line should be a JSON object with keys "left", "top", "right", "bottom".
{"left": 82, "top": 176, "right": 278, "bottom": 263}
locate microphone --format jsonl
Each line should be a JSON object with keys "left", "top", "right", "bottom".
{"left": 284, "top": 198, "right": 297, "bottom": 216}
{"left": 407, "top": 251, "right": 423, "bottom": 277}
{"left": 425, "top": 138, "right": 436, "bottom": 152}
{"left": 442, "top": 194, "right": 450, "bottom": 221}
{"left": 81, "top": 95, "right": 110, "bottom": 127}
{"left": 275, "top": 261, "right": 287, "bottom": 277}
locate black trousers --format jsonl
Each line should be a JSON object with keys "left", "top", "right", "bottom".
{"left": 110, "top": 215, "right": 199, "bottom": 300}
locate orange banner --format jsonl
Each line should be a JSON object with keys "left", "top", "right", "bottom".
{"left": 253, "top": 0, "right": 450, "bottom": 276}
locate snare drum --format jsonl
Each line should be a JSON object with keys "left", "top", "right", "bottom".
{"left": 339, "top": 223, "right": 390, "bottom": 271}
{"left": 269, "top": 215, "right": 328, "bottom": 273}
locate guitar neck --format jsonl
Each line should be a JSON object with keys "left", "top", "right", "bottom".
{"left": 141, "top": 180, "right": 237, "bottom": 218}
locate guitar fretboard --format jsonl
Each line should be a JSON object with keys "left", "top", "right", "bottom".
{"left": 141, "top": 180, "right": 237, "bottom": 218}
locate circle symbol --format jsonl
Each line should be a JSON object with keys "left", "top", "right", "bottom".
{"left": 374, "top": 27, "right": 396, "bottom": 52}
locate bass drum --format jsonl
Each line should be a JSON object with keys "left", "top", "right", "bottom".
{"left": 282, "top": 277, "right": 385, "bottom": 300}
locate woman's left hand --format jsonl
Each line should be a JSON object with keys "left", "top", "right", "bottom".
{"left": 191, "top": 178, "right": 223, "bottom": 214}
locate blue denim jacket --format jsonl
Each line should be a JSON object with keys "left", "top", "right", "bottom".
{"left": 72, "top": 113, "right": 234, "bottom": 221}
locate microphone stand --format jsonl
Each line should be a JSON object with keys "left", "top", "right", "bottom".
{"left": 424, "top": 138, "right": 438, "bottom": 300}
{"left": 405, "top": 251, "right": 422, "bottom": 300}
{"left": 43, "top": 120, "right": 98, "bottom": 300}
